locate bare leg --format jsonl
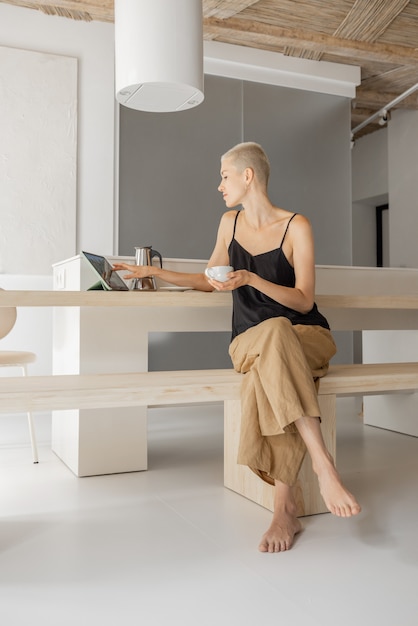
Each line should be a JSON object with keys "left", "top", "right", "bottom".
{"left": 259, "top": 481, "right": 302, "bottom": 552}
{"left": 295, "top": 416, "right": 361, "bottom": 517}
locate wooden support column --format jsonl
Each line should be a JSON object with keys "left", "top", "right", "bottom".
{"left": 223, "top": 394, "right": 337, "bottom": 517}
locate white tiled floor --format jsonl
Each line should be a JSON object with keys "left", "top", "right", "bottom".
{"left": 1, "top": 398, "right": 417, "bottom": 626}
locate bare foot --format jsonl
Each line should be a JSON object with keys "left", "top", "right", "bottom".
{"left": 294, "top": 416, "right": 361, "bottom": 518}
{"left": 316, "top": 457, "right": 361, "bottom": 517}
{"left": 259, "top": 509, "right": 302, "bottom": 553}
{"left": 259, "top": 480, "right": 302, "bottom": 552}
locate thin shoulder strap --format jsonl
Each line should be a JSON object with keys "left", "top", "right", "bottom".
{"left": 228, "top": 210, "right": 240, "bottom": 248}
{"left": 279, "top": 213, "right": 298, "bottom": 248}
{"left": 232, "top": 210, "right": 240, "bottom": 238}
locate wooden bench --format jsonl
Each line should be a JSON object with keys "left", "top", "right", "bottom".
{"left": 1, "top": 361, "right": 418, "bottom": 516}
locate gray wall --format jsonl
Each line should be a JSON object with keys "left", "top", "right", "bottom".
{"left": 352, "top": 201, "right": 377, "bottom": 267}
{"left": 119, "top": 76, "right": 352, "bottom": 264}
{"left": 388, "top": 109, "right": 418, "bottom": 269}
{"left": 242, "top": 82, "right": 352, "bottom": 265}
{"left": 118, "top": 75, "right": 353, "bottom": 369}
{"left": 119, "top": 75, "right": 242, "bottom": 260}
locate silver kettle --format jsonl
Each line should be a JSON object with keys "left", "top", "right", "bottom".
{"left": 132, "top": 246, "right": 163, "bottom": 290}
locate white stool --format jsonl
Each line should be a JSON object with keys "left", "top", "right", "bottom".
{"left": 0, "top": 294, "right": 38, "bottom": 463}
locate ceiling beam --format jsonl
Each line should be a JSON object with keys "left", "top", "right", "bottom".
{"left": 204, "top": 40, "right": 360, "bottom": 99}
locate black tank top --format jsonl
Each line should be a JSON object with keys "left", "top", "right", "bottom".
{"left": 228, "top": 211, "right": 330, "bottom": 340}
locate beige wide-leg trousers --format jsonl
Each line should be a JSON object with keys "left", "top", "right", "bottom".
{"left": 228, "top": 317, "right": 337, "bottom": 486}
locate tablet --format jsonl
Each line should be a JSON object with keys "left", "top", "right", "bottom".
{"left": 82, "top": 251, "right": 130, "bottom": 291}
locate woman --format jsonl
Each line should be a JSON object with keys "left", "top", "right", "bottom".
{"left": 114, "top": 142, "right": 361, "bottom": 552}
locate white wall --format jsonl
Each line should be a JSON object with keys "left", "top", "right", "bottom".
{"left": 1, "top": 45, "right": 78, "bottom": 274}
{"left": 0, "top": 4, "right": 116, "bottom": 258}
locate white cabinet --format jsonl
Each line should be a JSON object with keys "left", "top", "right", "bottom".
{"left": 52, "top": 255, "right": 149, "bottom": 475}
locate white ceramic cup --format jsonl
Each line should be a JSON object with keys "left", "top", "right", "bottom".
{"left": 204, "top": 265, "right": 234, "bottom": 282}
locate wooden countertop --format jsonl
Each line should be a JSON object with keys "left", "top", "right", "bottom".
{"left": 0, "top": 289, "right": 230, "bottom": 308}
{"left": 1, "top": 289, "right": 418, "bottom": 310}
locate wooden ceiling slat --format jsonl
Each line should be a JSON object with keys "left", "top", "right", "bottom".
{"left": 38, "top": 5, "right": 92, "bottom": 20}
{"left": 334, "top": 0, "right": 411, "bottom": 41}
{"left": 359, "top": 66, "right": 418, "bottom": 101}
{"left": 203, "top": 17, "right": 418, "bottom": 66}
{"left": 203, "top": 0, "right": 260, "bottom": 19}
{"left": 279, "top": 0, "right": 411, "bottom": 64}
{"left": 241, "top": 0, "right": 352, "bottom": 33}
{"left": 379, "top": 3, "right": 418, "bottom": 46}
{"left": 354, "top": 89, "right": 418, "bottom": 109}
{"left": 0, "top": 0, "right": 114, "bottom": 21}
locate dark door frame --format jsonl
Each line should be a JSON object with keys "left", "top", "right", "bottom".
{"left": 376, "top": 203, "right": 389, "bottom": 267}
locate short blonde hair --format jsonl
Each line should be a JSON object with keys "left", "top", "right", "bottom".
{"left": 222, "top": 142, "right": 270, "bottom": 188}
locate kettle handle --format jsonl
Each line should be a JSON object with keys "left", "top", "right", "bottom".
{"left": 151, "top": 249, "right": 163, "bottom": 268}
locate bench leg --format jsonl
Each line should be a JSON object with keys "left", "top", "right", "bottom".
{"left": 223, "top": 394, "right": 337, "bottom": 517}
{"left": 224, "top": 399, "right": 275, "bottom": 511}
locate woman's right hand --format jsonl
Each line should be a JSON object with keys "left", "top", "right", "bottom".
{"left": 112, "top": 263, "right": 156, "bottom": 280}
{"left": 206, "top": 269, "right": 251, "bottom": 291}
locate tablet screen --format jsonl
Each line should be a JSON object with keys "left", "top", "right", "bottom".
{"left": 82, "top": 251, "right": 129, "bottom": 291}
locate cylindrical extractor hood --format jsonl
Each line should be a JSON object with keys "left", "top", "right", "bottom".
{"left": 115, "top": 0, "right": 204, "bottom": 113}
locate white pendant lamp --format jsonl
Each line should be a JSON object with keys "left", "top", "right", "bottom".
{"left": 114, "top": 0, "right": 204, "bottom": 112}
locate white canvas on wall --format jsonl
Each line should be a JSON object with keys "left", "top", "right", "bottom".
{"left": 0, "top": 45, "right": 77, "bottom": 274}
